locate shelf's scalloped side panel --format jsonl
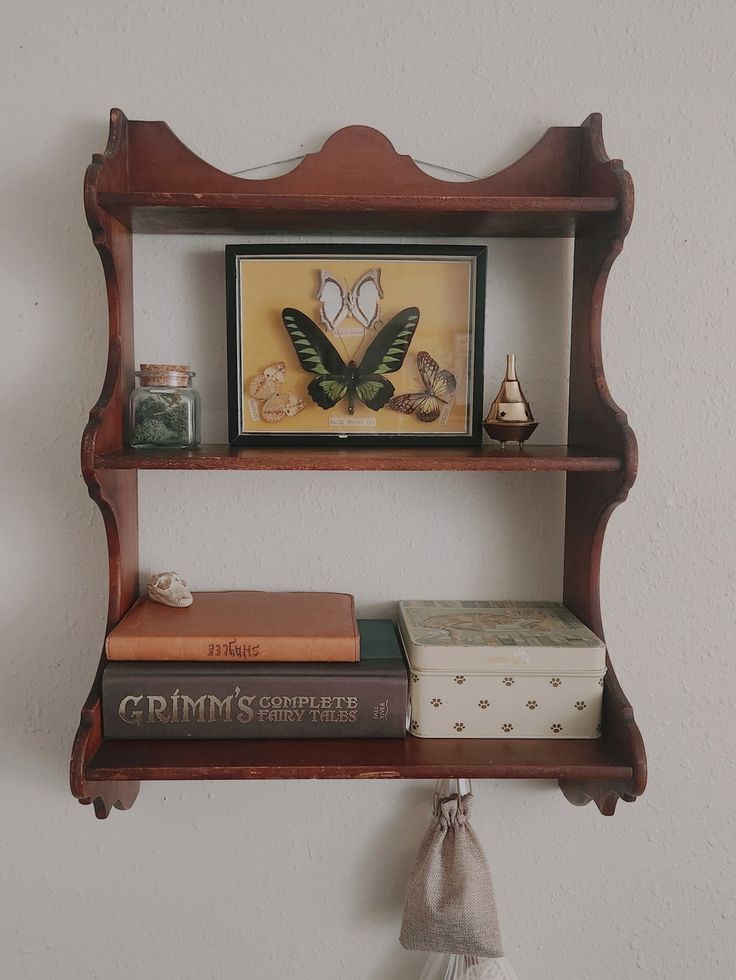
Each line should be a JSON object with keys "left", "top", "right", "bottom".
{"left": 95, "top": 109, "right": 594, "bottom": 200}
{"left": 71, "top": 110, "right": 142, "bottom": 815}
{"left": 81, "top": 114, "right": 140, "bottom": 632}
{"left": 577, "top": 112, "right": 633, "bottom": 203}
{"left": 559, "top": 656, "right": 646, "bottom": 815}
{"left": 561, "top": 114, "right": 646, "bottom": 811}
{"left": 558, "top": 777, "right": 633, "bottom": 816}
{"left": 70, "top": 663, "right": 140, "bottom": 819}
{"left": 568, "top": 113, "right": 636, "bottom": 459}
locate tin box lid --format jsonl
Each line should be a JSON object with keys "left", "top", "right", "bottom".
{"left": 398, "top": 600, "right": 606, "bottom": 673}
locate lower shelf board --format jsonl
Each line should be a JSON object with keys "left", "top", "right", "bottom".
{"left": 86, "top": 736, "right": 633, "bottom": 781}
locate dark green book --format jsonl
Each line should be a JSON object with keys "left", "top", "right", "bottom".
{"left": 102, "top": 619, "right": 407, "bottom": 739}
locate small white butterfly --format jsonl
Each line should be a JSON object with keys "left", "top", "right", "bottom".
{"left": 317, "top": 268, "right": 383, "bottom": 331}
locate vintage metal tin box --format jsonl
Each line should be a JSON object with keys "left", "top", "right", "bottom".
{"left": 399, "top": 601, "right": 606, "bottom": 739}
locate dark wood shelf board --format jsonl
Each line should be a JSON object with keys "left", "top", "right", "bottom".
{"left": 95, "top": 444, "right": 622, "bottom": 473}
{"left": 100, "top": 193, "right": 618, "bottom": 238}
{"left": 87, "top": 735, "right": 632, "bottom": 782}
{"left": 99, "top": 192, "right": 618, "bottom": 211}
{"left": 98, "top": 192, "right": 617, "bottom": 236}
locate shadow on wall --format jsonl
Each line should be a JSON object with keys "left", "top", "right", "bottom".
{"left": 1, "top": 118, "right": 111, "bottom": 795}
{"left": 352, "top": 780, "right": 433, "bottom": 980}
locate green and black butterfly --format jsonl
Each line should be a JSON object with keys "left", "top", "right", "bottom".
{"left": 281, "top": 306, "right": 420, "bottom": 415}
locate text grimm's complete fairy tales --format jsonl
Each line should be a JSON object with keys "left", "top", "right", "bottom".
{"left": 117, "top": 689, "right": 368, "bottom": 726}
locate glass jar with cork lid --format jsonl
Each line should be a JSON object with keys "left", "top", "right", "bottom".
{"left": 128, "top": 364, "right": 201, "bottom": 449}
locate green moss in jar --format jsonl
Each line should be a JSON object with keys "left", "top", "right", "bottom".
{"left": 128, "top": 364, "right": 201, "bottom": 449}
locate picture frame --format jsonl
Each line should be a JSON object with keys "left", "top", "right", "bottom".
{"left": 225, "top": 244, "right": 486, "bottom": 447}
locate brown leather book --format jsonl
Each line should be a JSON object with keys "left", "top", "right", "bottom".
{"left": 102, "top": 620, "right": 406, "bottom": 739}
{"left": 105, "top": 591, "right": 359, "bottom": 662}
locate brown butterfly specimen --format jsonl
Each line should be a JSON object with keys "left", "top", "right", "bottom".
{"left": 388, "top": 351, "right": 457, "bottom": 423}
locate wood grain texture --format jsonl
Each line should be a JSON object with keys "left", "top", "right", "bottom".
{"left": 115, "top": 119, "right": 587, "bottom": 194}
{"left": 70, "top": 110, "right": 646, "bottom": 817}
{"left": 80, "top": 110, "right": 139, "bottom": 631}
{"left": 98, "top": 198, "right": 616, "bottom": 237}
{"left": 99, "top": 193, "right": 617, "bottom": 213}
{"left": 70, "top": 660, "right": 140, "bottom": 818}
{"left": 87, "top": 716, "right": 632, "bottom": 782}
{"left": 560, "top": 114, "right": 646, "bottom": 815}
{"left": 71, "top": 109, "right": 141, "bottom": 817}
{"left": 95, "top": 444, "right": 623, "bottom": 473}
{"left": 89, "top": 115, "right": 618, "bottom": 236}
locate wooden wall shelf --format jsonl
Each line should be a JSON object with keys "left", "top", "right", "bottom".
{"left": 71, "top": 110, "right": 646, "bottom": 819}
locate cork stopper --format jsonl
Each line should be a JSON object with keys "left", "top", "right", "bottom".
{"left": 137, "top": 364, "right": 193, "bottom": 387}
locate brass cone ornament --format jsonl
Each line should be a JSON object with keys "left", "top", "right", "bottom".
{"left": 483, "top": 354, "right": 538, "bottom": 449}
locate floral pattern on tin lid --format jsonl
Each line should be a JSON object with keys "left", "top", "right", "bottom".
{"left": 399, "top": 600, "right": 605, "bottom": 649}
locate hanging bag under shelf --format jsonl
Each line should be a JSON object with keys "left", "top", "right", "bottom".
{"left": 400, "top": 780, "right": 503, "bottom": 958}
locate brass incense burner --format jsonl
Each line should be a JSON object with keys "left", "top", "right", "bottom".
{"left": 483, "top": 354, "right": 538, "bottom": 449}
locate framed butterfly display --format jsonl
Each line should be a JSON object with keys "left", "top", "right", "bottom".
{"left": 226, "top": 244, "right": 486, "bottom": 446}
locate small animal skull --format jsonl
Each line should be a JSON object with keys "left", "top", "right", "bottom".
{"left": 146, "top": 572, "right": 193, "bottom": 608}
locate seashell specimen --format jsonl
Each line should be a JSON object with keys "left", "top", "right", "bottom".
{"left": 249, "top": 361, "right": 286, "bottom": 401}
{"left": 146, "top": 572, "right": 193, "bottom": 608}
{"left": 282, "top": 393, "right": 305, "bottom": 417}
{"left": 248, "top": 362, "right": 305, "bottom": 422}
{"left": 261, "top": 392, "right": 306, "bottom": 422}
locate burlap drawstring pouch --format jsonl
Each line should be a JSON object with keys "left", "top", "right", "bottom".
{"left": 400, "top": 780, "right": 504, "bottom": 958}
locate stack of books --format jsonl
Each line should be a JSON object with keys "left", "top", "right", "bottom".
{"left": 101, "top": 591, "right": 408, "bottom": 739}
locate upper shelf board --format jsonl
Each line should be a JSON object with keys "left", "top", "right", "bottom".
{"left": 87, "top": 111, "right": 630, "bottom": 238}
{"left": 97, "top": 193, "right": 618, "bottom": 237}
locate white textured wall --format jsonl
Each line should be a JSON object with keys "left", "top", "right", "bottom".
{"left": 2, "top": 2, "right": 735, "bottom": 978}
